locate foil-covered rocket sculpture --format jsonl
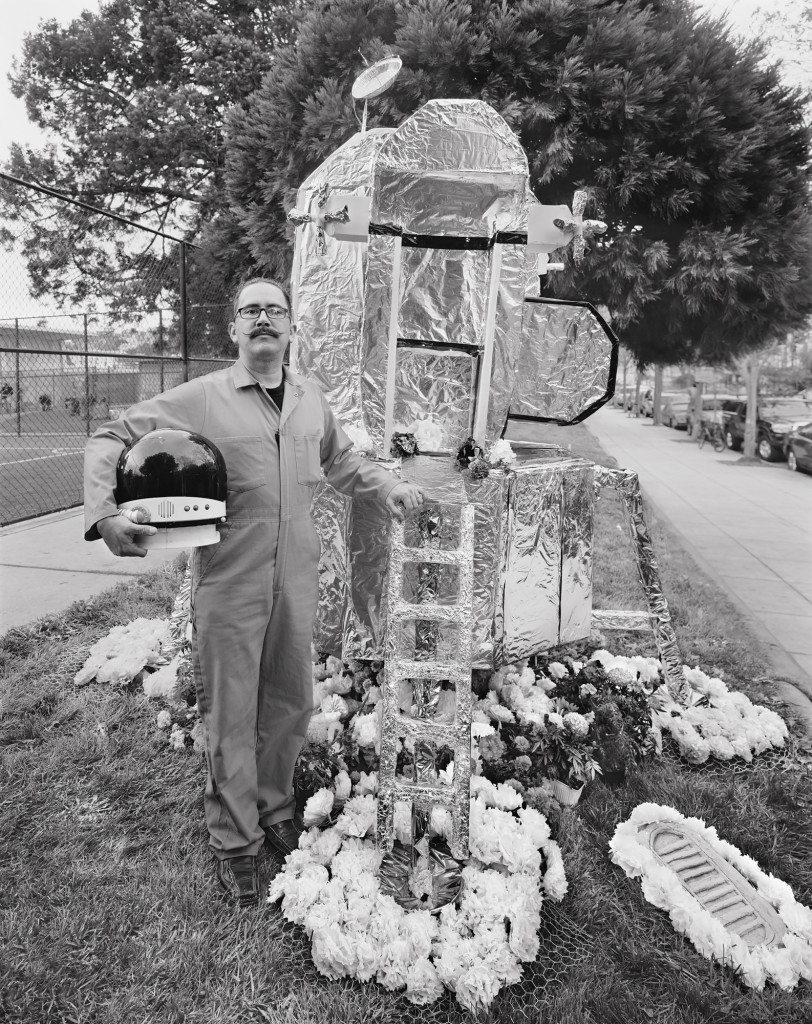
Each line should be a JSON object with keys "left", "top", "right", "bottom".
{"left": 288, "top": 95, "right": 685, "bottom": 889}
{"left": 289, "top": 97, "right": 679, "bottom": 668}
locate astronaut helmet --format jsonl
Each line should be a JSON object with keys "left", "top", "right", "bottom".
{"left": 115, "top": 428, "right": 227, "bottom": 549}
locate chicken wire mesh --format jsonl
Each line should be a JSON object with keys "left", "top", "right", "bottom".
{"left": 260, "top": 851, "right": 594, "bottom": 1024}
{"left": 0, "top": 172, "right": 232, "bottom": 525}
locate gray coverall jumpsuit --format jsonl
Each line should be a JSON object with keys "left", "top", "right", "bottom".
{"left": 84, "top": 360, "right": 398, "bottom": 859}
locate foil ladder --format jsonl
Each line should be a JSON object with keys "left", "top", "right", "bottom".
{"left": 376, "top": 503, "right": 476, "bottom": 862}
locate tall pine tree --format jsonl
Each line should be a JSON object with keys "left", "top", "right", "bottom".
{"left": 213, "top": 0, "right": 812, "bottom": 367}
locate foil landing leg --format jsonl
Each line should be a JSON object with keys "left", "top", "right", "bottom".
{"left": 593, "top": 467, "right": 689, "bottom": 704}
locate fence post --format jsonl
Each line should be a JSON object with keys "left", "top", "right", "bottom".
{"left": 83, "top": 313, "right": 91, "bottom": 437}
{"left": 14, "top": 318, "right": 21, "bottom": 436}
{"left": 179, "top": 241, "right": 189, "bottom": 383}
{"left": 158, "top": 307, "right": 165, "bottom": 394}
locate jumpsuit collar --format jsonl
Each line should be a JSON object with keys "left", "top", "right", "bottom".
{"left": 230, "top": 360, "right": 305, "bottom": 430}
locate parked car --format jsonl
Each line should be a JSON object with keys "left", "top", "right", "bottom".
{"left": 685, "top": 394, "right": 741, "bottom": 434}
{"left": 723, "top": 397, "right": 812, "bottom": 461}
{"left": 662, "top": 395, "right": 691, "bottom": 429}
{"left": 785, "top": 423, "right": 812, "bottom": 474}
{"left": 642, "top": 390, "right": 679, "bottom": 418}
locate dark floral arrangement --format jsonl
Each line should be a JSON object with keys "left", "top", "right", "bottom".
{"left": 390, "top": 432, "right": 418, "bottom": 458}
{"left": 455, "top": 436, "right": 491, "bottom": 479}
{"left": 538, "top": 659, "right": 657, "bottom": 781}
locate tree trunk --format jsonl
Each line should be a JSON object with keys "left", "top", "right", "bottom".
{"left": 689, "top": 382, "right": 703, "bottom": 438}
{"left": 743, "top": 355, "right": 761, "bottom": 458}
{"left": 632, "top": 368, "right": 643, "bottom": 417}
{"left": 652, "top": 364, "right": 663, "bottom": 425}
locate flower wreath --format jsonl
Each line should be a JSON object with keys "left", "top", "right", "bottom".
{"left": 610, "top": 803, "right": 812, "bottom": 990}
{"left": 269, "top": 778, "right": 567, "bottom": 1014}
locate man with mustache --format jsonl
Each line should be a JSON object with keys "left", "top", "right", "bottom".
{"left": 84, "top": 277, "right": 424, "bottom": 907}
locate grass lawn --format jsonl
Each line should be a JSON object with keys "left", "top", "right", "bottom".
{"left": 1, "top": 426, "right": 810, "bottom": 1023}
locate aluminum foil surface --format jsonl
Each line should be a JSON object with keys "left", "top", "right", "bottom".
{"left": 375, "top": 100, "right": 527, "bottom": 184}
{"left": 292, "top": 128, "right": 392, "bottom": 432}
{"left": 293, "top": 100, "right": 552, "bottom": 461}
{"left": 311, "top": 479, "right": 351, "bottom": 655}
{"left": 510, "top": 302, "right": 615, "bottom": 423}
{"left": 397, "top": 247, "right": 489, "bottom": 348}
{"left": 376, "top": 171, "right": 526, "bottom": 236}
{"left": 486, "top": 244, "right": 532, "bottom": 441}
{"left": 494, "top": 452, "right": 595, "bottom": 665}
{"left": 340, "top": 457, "right": 400, "bottom": 660}
{"left": 360, "top": 233, "right": 397, "bottom": 449}
{"left": 372, "top": 102, "right": 535, "bottom": 448}
{"left": 499, "top": 468, "right": 562, "bottom": 663}
{"left": 334, "top": 450, "right": 595, "bottom": 667}
{"left": 393, "top": 347, "right": 476, "bottom": 452}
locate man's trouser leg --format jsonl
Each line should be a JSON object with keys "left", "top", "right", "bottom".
{"left": 257, "top": 517, "right": 320, "bottom": 828}
{"left": 192, "top": 532, "right": 275, "bottom": 860}
{"left": 191, "top": 519, "right": 319, "bottom": 857}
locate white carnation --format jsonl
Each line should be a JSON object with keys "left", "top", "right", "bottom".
{"left": 303, "top": 788, "right": 334, "bottom": 827}
{"left": 486, "top": 439, "right": 517, "bottom": 466}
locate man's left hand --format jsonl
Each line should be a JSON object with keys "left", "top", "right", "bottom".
{"left": 385, "top": 482, "right": 425, "bottom": 520}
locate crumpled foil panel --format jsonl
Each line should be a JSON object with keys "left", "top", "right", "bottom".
{"left": 510, "top": 301, "right": 616, "bottom": 423}
{"left": 292, "top": 128, "right": 393, "bottom": 431}
{"left": 494, "top": 449, "right": 595, "bottom": 665}
{"left": 359, "top": 233, "right": 397, "bottom": 450}
{"left": 340, "top": 457, "right": 401, "bottom": 660}
{"left": 486, "top": 245, "right": 533, "bottom": 440}
{"left": 330, "top": 449, "right": 594, "bottom": 666}
{"left": 393, "top": 346, "right": 476, "bottom": 452}
{"left": 499, "top": 468, "right": 562, "bottom": 662}
{"left": 376, "top": 99, "right": 526, "bottom": 175}
{"left": 376, "top": 170, "right": 526, "bottom": 236}
{"left": 398, "top": 248, "right": 489, "bottom": 347}
{"left": 311, "top": 479, "right": 351, "bottom": 655}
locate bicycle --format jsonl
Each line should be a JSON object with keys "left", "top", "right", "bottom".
{"left": 696, "top": 419, "right": 726, "bottom": 452}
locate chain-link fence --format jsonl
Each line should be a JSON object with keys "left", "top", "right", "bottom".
{"left": 0, "top": 173, "right": 233, "bottom": 525}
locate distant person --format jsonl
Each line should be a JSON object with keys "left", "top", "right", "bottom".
{"left": 83, "top": 277, "right": 424, "bottom": 908}
{"left": 0, "top": 381, "right": 12, "bottom": 411}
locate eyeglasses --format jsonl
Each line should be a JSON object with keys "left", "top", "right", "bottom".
{"left": 236, "top": 305, "right": 290, "bottom": 321}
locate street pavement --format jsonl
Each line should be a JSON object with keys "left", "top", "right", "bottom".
{"left": 583, "top": 405, "right": 812, "bottom": 699}
{"left": 0, "top": 507, "right": 178, "bottom": 633}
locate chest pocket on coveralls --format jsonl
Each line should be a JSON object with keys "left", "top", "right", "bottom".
{"left": 293, "top": 434, "right": 323, "bottom": 485}
{"left": 213, "top": 436, "right": 264, "bottom": 493}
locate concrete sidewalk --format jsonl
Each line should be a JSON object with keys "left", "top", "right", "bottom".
{"left": 584, "top": 406, "right": 812, "bottom": 698}
{"left": 0, "top": 507, "right": 178, "bottom": 633}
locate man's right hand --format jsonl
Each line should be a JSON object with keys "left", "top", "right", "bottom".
{"left": 97, "top": 515, "right": 158, "bottom": 557}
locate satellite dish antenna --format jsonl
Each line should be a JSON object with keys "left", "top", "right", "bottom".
{"left": 351, "top": 55, "right": 402, "bottom": 134}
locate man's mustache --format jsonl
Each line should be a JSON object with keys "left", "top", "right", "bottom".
{"left": 250, "top": 325, "right": 281, "bottom": 338}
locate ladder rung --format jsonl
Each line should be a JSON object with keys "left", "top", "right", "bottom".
{"left": 393, "top": 780, "right": 457, "bottom": 805}
{"left": 396, "top": 715, "right": 465, "bottom": 744}
{"left": 387, "top": 660, "right": 470, "bottom": 683}
{"left": 590, "top": 609, "right": 651, "bottom": 632}
{"left": 397, "top": 546, "right": 473, "bottom": 567}
{"left": 388, "top": 601, "right": 470, "bottom": 624}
